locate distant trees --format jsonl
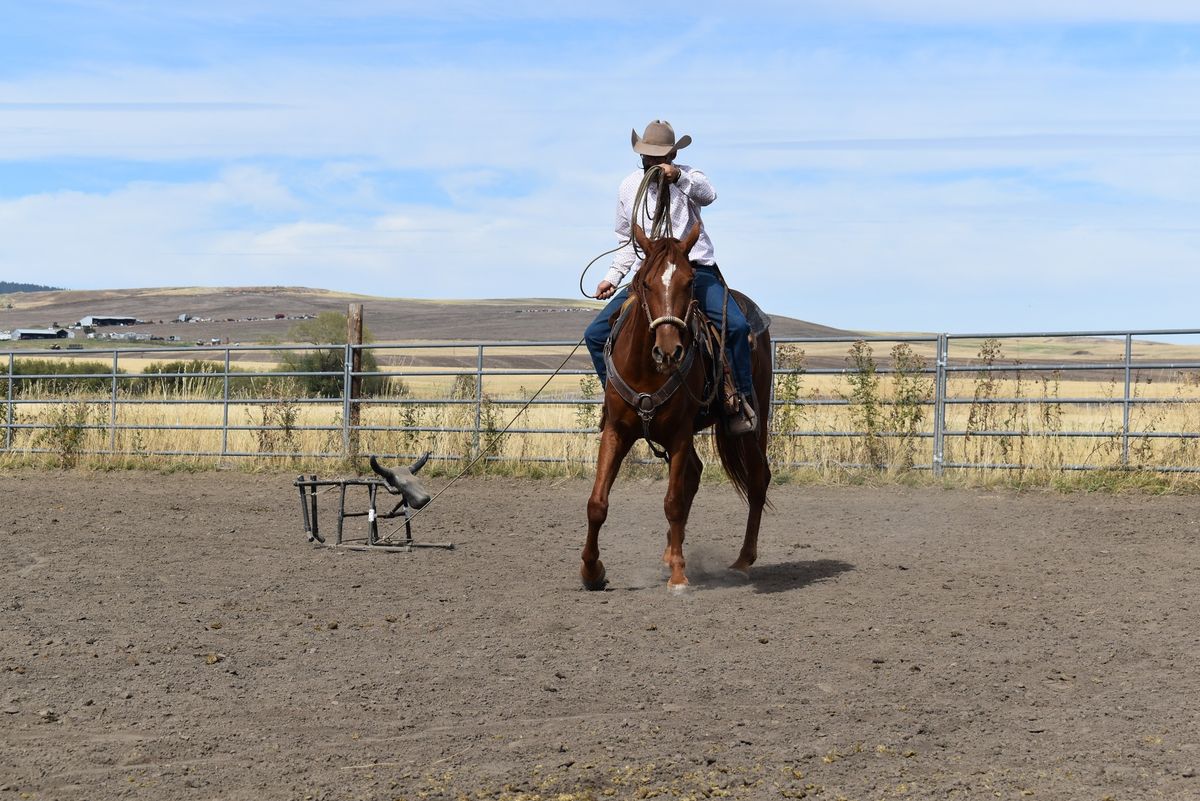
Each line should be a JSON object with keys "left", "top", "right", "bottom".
{"left": 0, "top": 281, "right": 63, "bottom": 293}
{"left": 279, "top": 311, "right": 386, "bottom": 397}
{"left": 287, "top": 312, "right": 371, "bottom": 346}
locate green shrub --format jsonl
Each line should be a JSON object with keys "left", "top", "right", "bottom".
{"left": 12, "top": 359, "right": 120, "bottom": 396}
{"left": 278, "top": 311, "right": 386, "bottom": 398}
{"left": 275, "top": 348, "right": 387, "bottom": 398}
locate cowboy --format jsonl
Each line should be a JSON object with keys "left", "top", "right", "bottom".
{"left": 584, "top": 120, "right": 757, "bottom": 434}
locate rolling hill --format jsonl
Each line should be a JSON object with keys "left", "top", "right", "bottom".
{"left": 0, "top": 285, "right": 852, "bottom": 344}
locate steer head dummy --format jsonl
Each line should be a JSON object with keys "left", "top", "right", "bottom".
{"left": 369, "top": 453, "right": 432, "bottom": 509}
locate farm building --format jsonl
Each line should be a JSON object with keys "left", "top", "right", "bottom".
{"left": 103, "top": 331, "right": 151, "bottom": 341}
{"left": 78, "top": 315, "right": 140, "bottom": 327}
{"left": 15, "top": 328, "right": 69, "bottom": 340}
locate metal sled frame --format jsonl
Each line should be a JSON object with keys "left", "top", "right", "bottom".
{"left": 294, "top": 475, "right": 454, "bottom": 553}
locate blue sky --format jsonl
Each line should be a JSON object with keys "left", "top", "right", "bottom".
{"left": 1, "top": 1, "right": 1199, "bottom": 333}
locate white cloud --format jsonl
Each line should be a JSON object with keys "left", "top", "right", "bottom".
{"left": 3, "top": 5, "right": 1200, "bottom": 331}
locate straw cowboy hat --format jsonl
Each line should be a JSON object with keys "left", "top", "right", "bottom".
{"left": 631, "top": 120, "right": 692, "bottom": 157}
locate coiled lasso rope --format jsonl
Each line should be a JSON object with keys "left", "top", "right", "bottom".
{"left": 577, "top": 164, "right": 675, "bottom": 299}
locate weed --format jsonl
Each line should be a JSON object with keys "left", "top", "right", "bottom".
{"left": 844, "top": 340, "right": 884, "bottom": 467}
{"left": 771, "top": 345, "right": 807, "bottom": 464}
{"left": 965, "top": 338, "right": 1002, "bottom": 441}
{"left": 888, "top": 343, "right": 933, "bottom": 471}
{"left": 576, "top": 376, "right": 601, "bottom": 431}
{"left": 1130, "top": 372, "right": 1168, "bottom": 466}
{"left": 1038, "top": 371, "right": 1066, "bottom": 469}
{"left": 254, "top": 378, "right": 301, "bottom": 460}
{"left": 448, "top": 374, "right": 478, "bottom": 465}
{"left": 478, "top": 393, "right": 501, "bottom": 474}
{"left": 2, "top": 395, "right": 16, "bottom": 450}
{"left": 34, "top": 401, "right": 99, "bottom": 468}
{"left": 999, "top": 362, "right": 1027, "bottom": 467}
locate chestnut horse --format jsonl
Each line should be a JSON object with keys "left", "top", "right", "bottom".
{"left": 581, "top": 223, "right": 772, "bottom": 593}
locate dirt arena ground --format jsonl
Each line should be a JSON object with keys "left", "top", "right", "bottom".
{"left": 2, "top": 470, "right": 1200, "bottom": 800}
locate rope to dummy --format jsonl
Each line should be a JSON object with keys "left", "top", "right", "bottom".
{"left": 380, "top": 337, "right": 586, "bottom": 533}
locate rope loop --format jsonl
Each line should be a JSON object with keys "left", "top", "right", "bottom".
{"left": 578, "top": 164, "right": 673, "bottom": 299}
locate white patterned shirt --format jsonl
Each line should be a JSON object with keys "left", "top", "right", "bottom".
{"left": 604, "top": 164, "right": 717, "bottom": 287}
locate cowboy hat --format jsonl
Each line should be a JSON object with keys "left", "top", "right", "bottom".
{"left": 631, "top": 120, "right": 692, "bottom": 157}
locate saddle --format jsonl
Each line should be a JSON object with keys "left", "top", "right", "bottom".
{"left": 696, "top": 287, "right": 768, "bottom": 412}
{"left": 727, "top": 290, "right": 772, "bottom": 337}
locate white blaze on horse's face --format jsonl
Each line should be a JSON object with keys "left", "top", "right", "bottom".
{"left": 661, "top": 260, "right": 677, "bottom": 312}
{"left": 648, "top": 256, "right": 689, "bottom": 371}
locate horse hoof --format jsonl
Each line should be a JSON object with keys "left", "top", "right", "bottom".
{"left": 581, "top": 562, "right": 608, "bottom": 591}
{"left": 728, "top": 561, "right": 752, "bottom": 578}
{"left": 667, "top": 581, "right": 689, "bottom": 595}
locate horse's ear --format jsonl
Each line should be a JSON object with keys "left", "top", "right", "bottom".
{"left": 633, "top": 223, "right": 651, "bottom": 254}
{"left": 682, "top": 222, "right": 701, "bottom": 254}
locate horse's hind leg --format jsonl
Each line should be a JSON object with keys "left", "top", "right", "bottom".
{"left": 731, "top": 436, "right": 770, "bottom": 574}
{"left": 732, "top": 365, "right": 772, "bottom": 574}
{"left": 663, "top": 442, "right": 703, "bottom": 592}
{"left": 582, "top": 427, "right": 633, "bottom": 591}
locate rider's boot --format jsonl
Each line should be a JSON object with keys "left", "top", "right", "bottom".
{"left": 725, "top": 392, "right": 758, "bottom": 435}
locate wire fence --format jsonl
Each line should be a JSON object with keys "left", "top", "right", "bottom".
{"left": 5, "top": 328, "right": 1200, "bottom": 474}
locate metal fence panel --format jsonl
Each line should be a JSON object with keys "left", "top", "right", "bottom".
{"left": 1, "top": 328, "right": 1199, "bottom": 473}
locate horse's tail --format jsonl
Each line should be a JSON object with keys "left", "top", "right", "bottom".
{"left": 713, "top": 426, "right": 755, "bottom": 503}
{"left": 713, "top": 329, "right": 773, "bottom": 509}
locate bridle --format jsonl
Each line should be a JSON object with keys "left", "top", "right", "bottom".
{"left": 644, "top": 295, "right": 695, "bottom": 335}
{"left": 604, "top": 254, "right": 704, "bottom": 463}
{"left": 638, "top": 245, "right": 696, "bottom": 334}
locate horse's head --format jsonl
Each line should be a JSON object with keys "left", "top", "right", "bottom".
{"left": 631, "top": 222, "right": 701, "bottom": 374}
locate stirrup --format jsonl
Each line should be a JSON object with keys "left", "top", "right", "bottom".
{"left": 725, "top": 396, "right": 758, "bottom": 435}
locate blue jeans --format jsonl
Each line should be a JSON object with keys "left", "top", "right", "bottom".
{"left": 584, "top": 263, "right": 753, "bottom": 396}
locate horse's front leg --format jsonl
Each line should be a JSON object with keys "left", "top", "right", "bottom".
{"left": 582, "top": 425, "right": 633, "bottom": 590}
{"left": 663, "top": 442, "right": 702, "bottom": 593}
